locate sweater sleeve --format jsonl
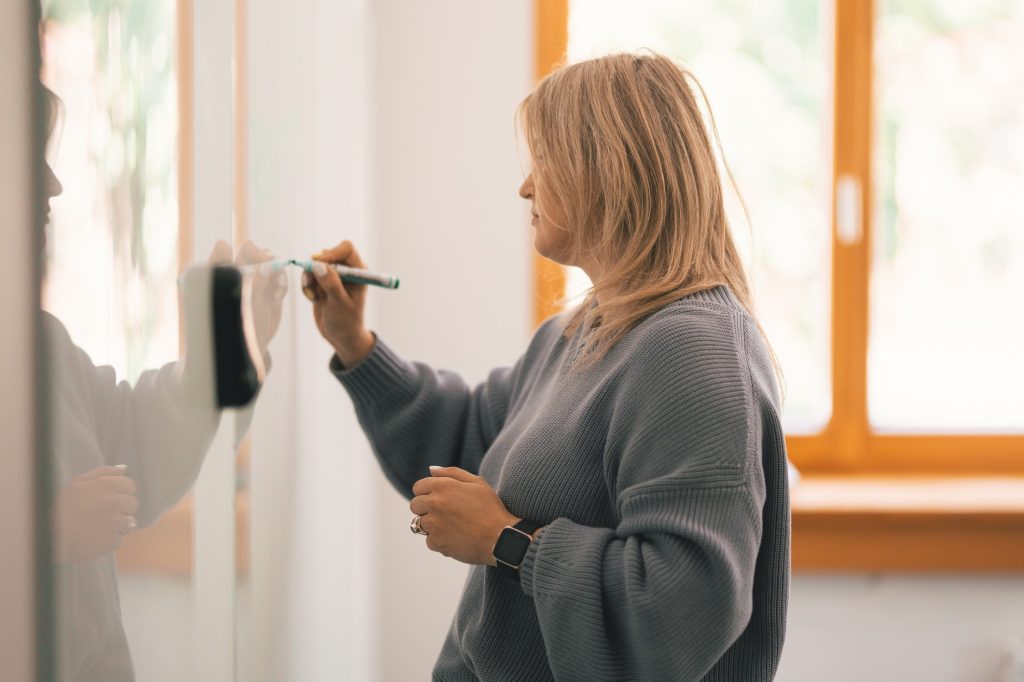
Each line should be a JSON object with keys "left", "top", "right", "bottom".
{"left": 59, "top": 333, "right": 221, "bottom": 527}
{"left": 331, "top": 336, "right": 526, "bottom": 498}
{"left": 518, "top": 309, "right": 765, "bottom": 681}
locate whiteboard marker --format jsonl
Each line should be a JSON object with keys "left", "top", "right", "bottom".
{"left": 243, "top": 259, "right": 400, "bottom": 290}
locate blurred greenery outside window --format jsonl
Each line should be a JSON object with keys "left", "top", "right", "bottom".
{"left": 871, "top": 0, "right": 1024, "bottom": 431}
{"left": 568, "top": 0, "right": 831, "bottom": 434}
{"left": 41, "top": 0, "right": 179, "bottom": 384}
{"left": 567, "top": 0, "right": 1024, "bottom": 436}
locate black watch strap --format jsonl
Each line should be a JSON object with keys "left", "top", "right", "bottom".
{"left": 513, "top": 519, "right": 540, "bottom": 536}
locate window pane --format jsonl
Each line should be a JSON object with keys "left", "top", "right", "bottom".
{"left": 871, "top": 0, "right": 1024, "bottom": 431}
{"left": 568, "top": 0, "right": 832, "bottom": 432}
{"left": 42, "top": 1, "right": 180, "bottom": 382}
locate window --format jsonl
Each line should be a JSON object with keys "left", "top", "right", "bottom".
{"left": 536, "top": 0, "right": 1024, "bottom": 475}
{"left": 566, "top": 0, "right": 832, "bottom": 435}
{"left": 41, "top": 0, "right": 181, "bottom": 381}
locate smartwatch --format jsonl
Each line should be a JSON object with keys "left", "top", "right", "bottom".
{"left": 492, "top": 519, "right": 540, "bottom": 580}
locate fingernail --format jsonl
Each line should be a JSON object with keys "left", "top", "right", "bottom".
{"left": 312, "top": 261, "right": 327, "bottom": 277}
{"left": 302, "top": 287, "right": 316, "bottom": 302}
{"left": 429, "top": 466, "right": 442, "bottom": 471}
{"left": 114, "top": 464, "right": 127, "bottom": 471}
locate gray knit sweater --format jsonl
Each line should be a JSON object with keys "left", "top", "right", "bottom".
{"left": 44, "top": 312, "right": 221, "bottom": 681}
{"left": 332, "top": 286, "right": 790, "bottom": 681}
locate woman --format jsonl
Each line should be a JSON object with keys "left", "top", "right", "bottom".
{"left": 303, "top": 53, "right": 789, "bottom": 681}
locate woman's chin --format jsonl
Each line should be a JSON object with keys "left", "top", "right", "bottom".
{"left": 532, "top": 234, "right": 548, "bottom": 258}
{"left": 533, "top": 236, "right": 564, "bottom": 265}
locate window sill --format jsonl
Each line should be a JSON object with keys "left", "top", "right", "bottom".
{"left": 118, "top": 478, "right": 1024, "bottom": 576}
{"left": 116, "top": 493, "right": 250, "bottom": 577}
{"left": 792, "top": 476, "right": 1024, "bottom": 572}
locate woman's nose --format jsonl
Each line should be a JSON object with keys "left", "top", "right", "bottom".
{"left": 44, "top": 163, "right": 63, "bottom": 199}
{"left": 519, "top": 174, "right": 533, "bottom": 199}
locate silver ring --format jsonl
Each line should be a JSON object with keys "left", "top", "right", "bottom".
{"left": 120, "top": 515, "right": 138, "bottom": 535}
{"left": 409, "top": 515, "right": 428, "bottom": 536}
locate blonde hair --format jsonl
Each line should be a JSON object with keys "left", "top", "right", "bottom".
{"left": 519, "top": 52, "right": 776, "bottom": 380}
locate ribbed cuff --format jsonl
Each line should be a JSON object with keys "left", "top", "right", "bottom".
{"left": 519, "top": 517, "right": 616, "bottom": 599}
{"left": 329, "top": 335, "right": 415, "bottom": 407}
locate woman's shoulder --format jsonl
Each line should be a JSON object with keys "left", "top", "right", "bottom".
{"left": 528, "top": 309, "right": 574, "bottom": 347}
{"left": 41, "top": 310, "right": 78, "bottom": 352}
{"left": 623, "top": 286, "right": 779, "bottom": 405}
{"left": 627, "top": 286, "right": 746, "bottom": 354}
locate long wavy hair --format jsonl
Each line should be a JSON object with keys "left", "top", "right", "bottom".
{"left": 518, "top": 52, "right": 778, "bottom": 383}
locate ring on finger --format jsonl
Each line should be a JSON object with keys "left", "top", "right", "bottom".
{"left": 120, "top": 515, "right": 138, "bottom": 535}
{"left": 409, "top": 514, "right": 428, "bottom": 536}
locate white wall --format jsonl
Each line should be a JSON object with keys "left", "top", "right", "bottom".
{"left": 781, "top": 575, "right": 1024, "bottom": 682}
{"left": 246, "top": 0, "right": 377, "bottom": 680}
{"left": 371, "top": 1, "right": 533, "bottom": 680}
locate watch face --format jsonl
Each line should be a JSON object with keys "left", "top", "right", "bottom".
{"left": 494, "top": 527, "right": 532, "bottom": 566}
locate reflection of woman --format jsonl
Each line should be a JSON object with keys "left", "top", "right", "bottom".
{"left": 45, "top": 316, "right": 220, "bottom": 682}
{"left": 39, "top": 86, "right": 281, "bottom": 681}
{"left": 304, "top": 54, "right": 790, "bottom": 680}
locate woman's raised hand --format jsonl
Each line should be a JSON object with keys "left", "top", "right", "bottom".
{"left": 234, "top": 239, "right": 287, "bottom": 355}
{"left": 302, "top": 240, "right": 376, "bottom": 368}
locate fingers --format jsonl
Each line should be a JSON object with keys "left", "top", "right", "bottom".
{"left": 266, "top": 269, "right": 289, "bottom": 302}
{"left": 113, "top": 493, "right": 140, "bottom": 516}
{"left": 235, "top": 241, "right": 281, "bottom": 290}
{"left": 78, "top": 464, "right": 128, "bottom": 481}
{"left": 429, "top": 466, "right": 478, "bottom": 483}
{"left": 78, "top": 466, "right": 138, "bottom": 499}
{"left": 311, "top": 261, "right": 346, "bottom": 301}
{"left": 313, "top": 240, "right": 366, "bottom": 268}
{"left": 412, "top": 467, "right": 479, "bottom": 494}
{"left": 101, "top": 475, "right": 138, "bottom": 496}
{"left": 425, "top": 531, "right": 441, "bottom": 553}
{"left": 235, "top": 239, "right": 273, "bottom": 266}
{"left": 120, "top": 514, "right": 138, "bottom": 535}
{"left": 301, "top": 271, "right": 322, "bottom": 302}
{"left": 411, "top": 477, "right": 438, "bottom": 496}
{"left": 301, "top": 264, "right": 348, "bottom": 304}
{"left": 410, "top": 496, "right": 430, "bottom": 515}
{"left": 207, "top": 240, "right": 233, "bottom": 265}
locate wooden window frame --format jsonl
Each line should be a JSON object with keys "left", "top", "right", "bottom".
{"left": 118, "top": 0, "right": 252, "bottom": 576}
{"left": 536, "top": 0, "right": 1024, "bottom": 571}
